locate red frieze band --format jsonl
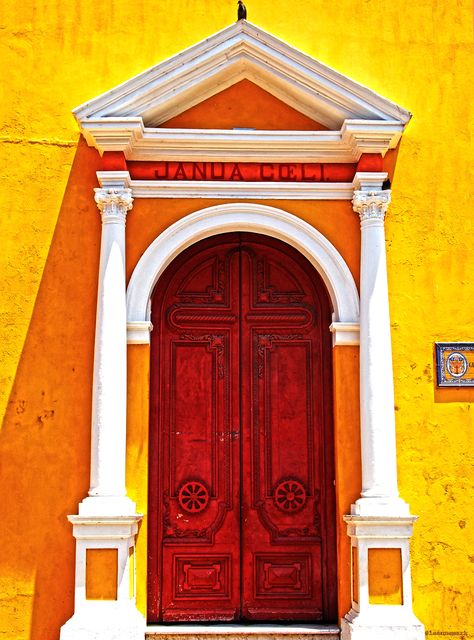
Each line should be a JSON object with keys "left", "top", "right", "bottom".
{"left": 127, "top": 161, "right": 357, "bottom": 182}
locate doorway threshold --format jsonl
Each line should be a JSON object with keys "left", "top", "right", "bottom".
{"left": 146, "top": 623, "right": 340, "bottom": 639}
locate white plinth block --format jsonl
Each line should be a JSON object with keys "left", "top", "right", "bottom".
{"left": 60, "top": 516, "right": 145, "bottom": 640}
{"left": 341, "top": 517, "right": 424, "bottom": 640}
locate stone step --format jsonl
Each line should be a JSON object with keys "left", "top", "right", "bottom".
{"left": 146, "top": 624, "right": 340, "bottom": 640}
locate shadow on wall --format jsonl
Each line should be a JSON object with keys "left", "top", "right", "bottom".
{"left": 0, "top": 139, "right": 102, "bottom": 640}
{"left": 0, "top": 134, "right": 366, "bottom": 637}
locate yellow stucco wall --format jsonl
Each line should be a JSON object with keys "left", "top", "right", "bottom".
{"left": 1, "top": 1, "right": 473, "bottom": 638}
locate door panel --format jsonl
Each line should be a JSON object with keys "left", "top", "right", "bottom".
{"left": 240, "top": 239, "right": 328, "bottom": 620}
{"left": 150, "top": 236, "right": 241, "bottom": 621}
{"left": 148, "top": 233, "right": 336, "bottom": 622}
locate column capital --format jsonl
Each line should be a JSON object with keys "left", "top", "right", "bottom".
{"left": 94, "top": 187, "right": 133, "bottom": 224}
{"left": 352, "top": 189, "right": 391, "bottom": 224}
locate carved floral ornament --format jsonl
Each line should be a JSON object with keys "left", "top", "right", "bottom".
{"left": 94, "top": 187, "right": 134, "bottom": 223}
{"left": 178, "top": 481, "right": 210, "bottom": 513}
{"left": 352, "top": 189, "right": 391, "bottom": 223}
{"left": 274, "top": 479, "right": 307, "bottom": 513}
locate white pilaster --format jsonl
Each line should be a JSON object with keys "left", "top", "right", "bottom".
{"left": 61, "top": 175, "right": 145, "bottom": 640}
{"left": 341, "top": 174, "right": 424, "bottom": 640}
{"left": 80, "top": 182, "right": 135, "bottom": 516}
{"left": 351, "top": 175, "right": 408, "bottom": 517}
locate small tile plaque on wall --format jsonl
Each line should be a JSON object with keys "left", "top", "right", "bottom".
{"left": 435, "top": 343, "right": 474, "bottom": 386}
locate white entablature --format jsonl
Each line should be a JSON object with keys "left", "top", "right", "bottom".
{"left": 73, "top": 21, "right": 411, "bottom": 163}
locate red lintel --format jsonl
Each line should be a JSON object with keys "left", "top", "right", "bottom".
{"left": 125, "top": 161, "right": 357, "bottom": 182}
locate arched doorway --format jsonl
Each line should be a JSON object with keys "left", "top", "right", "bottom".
{"left": 148, "top": 233, "right": 337, "bottom": 622}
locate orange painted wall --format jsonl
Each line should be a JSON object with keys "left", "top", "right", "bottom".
{"left": 332, "top": 345, "right": 361, "bottom": 618}
{"left": 368, "top": 549, "right": 403, "bottom": 605}
{"left": 126, "top": 197, "right": 360, "bottom": 285}
{"left": 86, "top": 549, "right": 118, "bottom": 600}
{"left": 161, "top": 79, "right": 328, "bottom": 130}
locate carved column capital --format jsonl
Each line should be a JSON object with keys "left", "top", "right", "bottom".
{"left": 94, "top": 187, "right": 133, "bottom": 224}
{"left": 352, "top": 189, "right": 391, "bottom": 224}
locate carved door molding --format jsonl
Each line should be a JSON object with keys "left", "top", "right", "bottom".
{"left": 148, "top": 233, "right": 336, "bottom": 622}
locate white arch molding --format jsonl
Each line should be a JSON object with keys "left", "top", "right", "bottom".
{"left": 126, "top": 203, "right": 360, "bottom": 345}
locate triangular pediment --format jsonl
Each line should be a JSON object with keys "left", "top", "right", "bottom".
{"left": 160, "top": 80, "right": 329, "bottom": 131}
{"left": 74, "top": 21, "right": 411, "bottom": 162}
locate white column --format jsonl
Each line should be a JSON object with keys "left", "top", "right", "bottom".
{"left": 61, "top": 174, "right": 144, "bottom": 640}
{"left": 352, "top": 175, "right": 409, "bottom": 516}
{"left": 80, "top": 183, "right": 135, "bottom": 516}
{"left": 341, "top": 174, "right": 424, "bottom": 640}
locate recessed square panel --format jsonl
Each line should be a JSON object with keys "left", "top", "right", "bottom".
{"left": 255, "top": 554, "right": 311, "bottom": 598}
{"left": 174, "top": 555, "right": 231, "bottom": 599}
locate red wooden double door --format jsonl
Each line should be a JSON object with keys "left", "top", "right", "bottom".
{"left": 149, "top": 233, "right": 336, "bottom": 622}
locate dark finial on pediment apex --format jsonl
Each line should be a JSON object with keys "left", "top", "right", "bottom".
{"left": 237, "top": 0, "right": 247, "bottom": 21}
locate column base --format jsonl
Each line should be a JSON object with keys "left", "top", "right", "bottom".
{"left": 60, "top": 601, "right": 146, "bottom": 640}
{"left": 63, "top": 512, "right": 143, "bottom": 639}
{"left": 79, "top": 495, "right": 137, "bottom": 516}
{"left": 341, "top": 608, "right": 425, "bottom": 640}
{"left": 351, "top": 496, "right": 410, "bottom": 517}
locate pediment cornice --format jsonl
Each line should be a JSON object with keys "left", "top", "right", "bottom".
{"left": 74, "top": 21, "right": 411, "bottom": 162}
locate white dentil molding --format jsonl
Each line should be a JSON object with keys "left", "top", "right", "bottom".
{"left": 121, "top": 181, "right": 353, "bottom": 200}
{"left": 126, "top": 203, "right": 360, "bottom": 345}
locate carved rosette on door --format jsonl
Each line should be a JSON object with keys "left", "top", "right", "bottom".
{"left": 274, "top": 479, "right": 308, "bottom": 513}
{"left": 149, "top": 233, "right": 336, "bottom": 622}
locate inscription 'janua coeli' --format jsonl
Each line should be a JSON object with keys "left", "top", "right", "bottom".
{"left": 127, "top": 161, "right": 356, "bottom": 182}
